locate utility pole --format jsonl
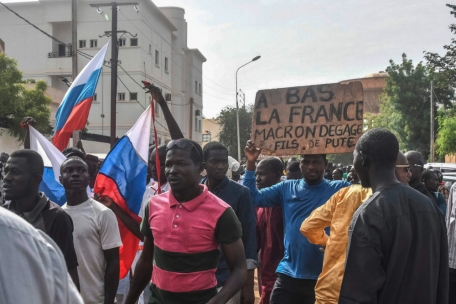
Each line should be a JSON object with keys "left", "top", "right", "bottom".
{"left": 90, "top": 2, "right": 138, "bottom": 148}
{"left": 72, "top": 0, "right": 80, "bottom": 147}
{"left": 430, "top": 81, "right": 435, "bottom": 162}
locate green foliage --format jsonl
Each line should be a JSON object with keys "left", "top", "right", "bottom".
{"left": 436, "top": 109, "right": 456, "bottom": 157}
{"left": 425, "top": 4, "right": 456, "bottom": 158}
{"left": 0, "top": 54, "right": 52, "bottom": 142}
{"left": 217, "top": 105, "right": 254, "bottom": 158}
{"left": 370, "top": 54, "right": 452, "bottom": 159}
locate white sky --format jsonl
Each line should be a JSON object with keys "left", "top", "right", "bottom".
{"left": 3, "top": 0, "right": 455, "bottom": 118}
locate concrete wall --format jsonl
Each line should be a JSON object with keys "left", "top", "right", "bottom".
{"left": 0, "top": 0, "right": 205, "bottom": 152}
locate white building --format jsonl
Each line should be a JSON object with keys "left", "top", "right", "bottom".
{"left": 0, "top": 0, "right": 205, "bottom": 153}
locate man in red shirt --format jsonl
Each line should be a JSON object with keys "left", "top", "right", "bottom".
{"left": 255, "top": 157, "right": 285, "bottom": 304}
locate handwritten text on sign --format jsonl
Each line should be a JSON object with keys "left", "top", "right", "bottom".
{"left": 251, "top": 82, "right": 364, "bottom": 155}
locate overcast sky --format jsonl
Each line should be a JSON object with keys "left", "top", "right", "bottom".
{"left": 4, "top": 0, "right": 455, "bottom": 118}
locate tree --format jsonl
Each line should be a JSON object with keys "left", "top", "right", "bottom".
{"left": 0, "top": 54, "right": 52, "bottom": 142}
{"left": 217, "top": 105, "right": 254, "bottom": 158}
{"left": 435, "top": 110, "right": 456, "bottom": 157}
{"left": 425, "top": 4, "right": 456, "bottom": 158}
{"left": 370, "top": 54, "right": 452, "bottom": 159}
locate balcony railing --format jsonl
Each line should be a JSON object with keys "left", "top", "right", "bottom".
{"left": 48, "top": 51, "right": 72, "bottom": 58}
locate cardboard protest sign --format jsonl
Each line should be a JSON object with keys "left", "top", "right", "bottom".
{"left": 251, "top": 82, "right": 364, "bottom": 155}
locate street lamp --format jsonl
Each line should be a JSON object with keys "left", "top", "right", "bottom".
{"left": 235, "top": 55, "right": 261, "bottom": 161}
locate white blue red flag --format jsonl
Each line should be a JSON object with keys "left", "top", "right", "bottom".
{"left": 53, "top": 41, "right": 110, "bottom": 151}
{"left": 29, "top": 126, "right": 67, "bottom": 205}
{"left": 94, "top": 105, "right": 152, "bottom": 278}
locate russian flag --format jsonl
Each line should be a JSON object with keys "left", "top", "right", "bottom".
{"left": 94, "top": 105, "right": 152, "bottom": 279}
{"left": 53, "top": 41, "right": 110, "bottom": 151}
{"left": 29, "top": 126, "right": 67, "bottom": 206}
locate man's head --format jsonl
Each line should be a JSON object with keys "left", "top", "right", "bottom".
{"left": 203, "top": 142, "right": 229, "bottom": 182}
{"left": 286, "top": 160, "right": 302, "bottom": 180}
{"left": 59, "top": 157, "right": 90, "bottom": 192}
{"left": 256, "top": 157, "right": 283, "bottom": 189}
{"left": 405, "top": 151, "right": 426, "bottom": 185}
{"left": 422, "top": 170, "right": 440, "bottom": 193}
{"left": 165, "top": 139, "right": 204, "bottom": 193}
{"left": 0, "top": 152, "right": 9, "bottom": 163}
{"left": 62, "top": 147, "right": 85, "bottom": 160}
{"left": 395, "top": 151, "right": 412, "bottom": 185}
{"left": 300, "top": 154, "right": 327, "bottom": 185}
{"left": 85, "top": 154, "right": 99, "bottom": 188}
{"left": 353, "top": 128, "right": 399, "bottom": 188}
{"left": 3, "top": 150, "right": 44, "bottom": 200}
{"left": 326, "top": 162, "right": 333, "bottom": 173}
{"left": 149, "top": 145, "right": 167, "bottom": 184}
{"left": 350, "top": 167, "right": 360, "bottom": 184}
{"left": 332, "top": 168, "right": 343, "bottom": 180}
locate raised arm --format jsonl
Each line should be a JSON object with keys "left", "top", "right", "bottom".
{"left": 21, "top": 117, "right": 36, "bottom": 149}
{"left": 144, "top": 82, "right": 184, "bottom": 140}
{"left": 243, "top": 140, "right": 282, "bottom": 207}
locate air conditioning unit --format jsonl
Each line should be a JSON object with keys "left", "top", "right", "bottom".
{"left": 165, "top": 93, "right": 172, "bottom": 101}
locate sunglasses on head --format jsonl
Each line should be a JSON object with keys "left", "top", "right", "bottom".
{"left": 396, "top": 164, "right": 411, "bottom": 171}
{"left": 166, "top": 139, "right": 202, "bottom": 161}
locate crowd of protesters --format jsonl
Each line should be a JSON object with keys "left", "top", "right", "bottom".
{"left": 0, "top": 86, "right": 453, "bottom": 304}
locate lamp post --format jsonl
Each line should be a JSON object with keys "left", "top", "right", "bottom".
{"left": 235, "top": 55, "right": 261, "bottom": 161}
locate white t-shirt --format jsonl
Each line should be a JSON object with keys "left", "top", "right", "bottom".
{"left": 63, "top": 198, "right": 122, "bottom": 304}
{"left": 0, "top": 207, "right": 83, "bottom": 304}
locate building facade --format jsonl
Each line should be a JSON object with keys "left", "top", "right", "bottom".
{"left": 0, "top": 0, "right": 205, "bottom": 153}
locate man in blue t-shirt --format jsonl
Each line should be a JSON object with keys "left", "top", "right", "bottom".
{"left": 244, "top": 141, "right": 349, "bottom": 304}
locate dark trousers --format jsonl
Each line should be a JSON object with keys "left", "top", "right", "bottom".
{"left": 450, "top": 268, "right": 456, "bottom": 303}
{"left": 270, "top": 273, "right": 317, "bottom": 304}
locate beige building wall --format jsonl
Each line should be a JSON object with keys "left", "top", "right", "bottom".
{"left": 339, "top": 72, "right": 388, "bottom": 114}
{"left": 202, "top": 118, "right": 222, "bottom": 147}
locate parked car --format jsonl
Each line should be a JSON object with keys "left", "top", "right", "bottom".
{"left": 442, "top": 173, "right": 456, "bottom": 189}
{"left": 424, "top": 162, "right": 456, "bottom": 173}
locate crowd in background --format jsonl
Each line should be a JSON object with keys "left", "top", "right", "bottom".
{"left": 0, "top": 88, "right": 453, "bottom": 304}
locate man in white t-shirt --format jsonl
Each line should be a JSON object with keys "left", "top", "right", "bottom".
{"left": 61, "top": 157, "right": 122, "bottom": 304}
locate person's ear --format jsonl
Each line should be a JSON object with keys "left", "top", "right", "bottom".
{"left": 360, "top": 151, "right": 370, "bottom": 168}
{"left": 32, "top": 174, "right": 43, "bottom": 187}
{"left": 59, "top": 175, "right": 63, "bottom": 184}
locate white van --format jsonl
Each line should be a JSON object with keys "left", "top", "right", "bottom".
{"left": 424, "top": 162, "right": 456, "bottom": 173}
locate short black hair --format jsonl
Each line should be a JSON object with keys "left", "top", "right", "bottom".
{"left": 287, "top": 160, "right": 300, "bottom": 173}
{"left": 203, "top": 141, "right": 228, "bottom": 161}
{"left": 62, "top": 147, "right": 85, "bottom": 160}
{"left": 260, "top": 157, "right": 284, "bottom": 174}
{"left": 333, "top": 168, "right": 344, "bottom": 176}
{"left": 422, "top": 169, "right": 438, "bottom": 182}
{"left": 356, "top": 128, "right": 398, "bottom": 167}
{"left": 405, "top": 151, "right": 426, "bottom": 166}
{"left": 301, "top": 154, "right": 327, "bottom": 161}
{"left": 60, "top": 157, "right": 88, "bottom": 173}
{"left": 433, "top": 169, "right": 443, "bottom": 182}
{"left": 10, "top": 149, "right": 44, "bottom": 175}
{"left": 167, "top": 139, "right": 203, "bottom": 165}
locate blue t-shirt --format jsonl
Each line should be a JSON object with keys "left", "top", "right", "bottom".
{"left": 244, "top": 170, "right": 349, "bottom": 280}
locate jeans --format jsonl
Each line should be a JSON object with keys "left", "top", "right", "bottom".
{"left": 270, "top": 274, "right": 317, "bottom": 304}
